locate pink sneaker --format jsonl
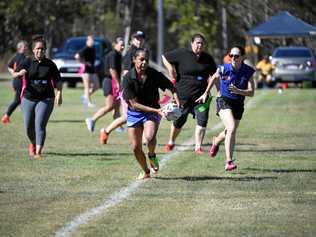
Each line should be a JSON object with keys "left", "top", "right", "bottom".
{"left": 164, "top": 143, "right": 175, "bottom": 152}
{"left": 209, "top": 136, "right": 219, "bottom": 158}
{"left": 225, "top": 160, "right": 237, "bottom": 171}
{"left": 195, "top": 147, "right": 204, "bottom": 155}
{"left": 100, "top": 129, "right": 109, "bottom": 144}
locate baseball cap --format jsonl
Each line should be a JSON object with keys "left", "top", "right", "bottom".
{"left": 132, "top": 31, "right": 146, "bottom": 39}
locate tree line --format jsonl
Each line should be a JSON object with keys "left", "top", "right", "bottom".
{"left": 0, "top": 0, "right": 315, "bottom": 67}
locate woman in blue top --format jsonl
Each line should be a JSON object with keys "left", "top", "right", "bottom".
{"left": 196, "top": 46, "right": 255, "bottom": 171}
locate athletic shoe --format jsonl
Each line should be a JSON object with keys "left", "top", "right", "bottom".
{"left": 1, "top": 115, "right": 10, "bottom": 124}
{"left": 195, "top": 147, "right": 204, "bottom": 155}
{"left": 164, "top": 143, "right": 175, "bottom": 152}
{"left": 148, "top": 153, "right": 159, "bottom": 172}
{"left": 85, "top": 118, "right": 95, "bottom": 132}
{"left": 34, "top": 153, "right": 44, "bottom": 160}
{"left": 136, "top": 170, "right": 151, "bottom": 180}
{"left": 209, "top": 136, "right": 219, "bottom": 158}
{"left": 100, "top": 129, "right": 109, "bottom": 144}
{"left": 28, "top": 144, "right": 36, "bottom": 157}
{"left": 86, "top": 102, "right": 96, "bottom": 108}
{"left": 225, "top": 160, "right": 237, "bottom": 171}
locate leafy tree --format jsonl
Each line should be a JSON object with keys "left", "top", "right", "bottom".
{"left": 164, "top": 0, "right": 219, "bottom": 54}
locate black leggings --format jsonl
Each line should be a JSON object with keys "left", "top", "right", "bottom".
{"left": 5, "top": 79, "right": 22, "bottom": 116}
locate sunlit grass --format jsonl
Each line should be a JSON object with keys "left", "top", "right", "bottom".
{"left": 0, "top": 80, "right": 315, "bottom": 237}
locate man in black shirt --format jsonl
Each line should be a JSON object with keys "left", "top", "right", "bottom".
{"left": 122, "top": 31, "right": 146, "bottom": 75}
{"left": 162, "top": 34, "right": 217, "bottom": 154}
{"left": 2, "top": 40, "right": 28, "bottom": 124}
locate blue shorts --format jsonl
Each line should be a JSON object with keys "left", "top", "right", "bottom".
{"left": 127, "top": 108, "right": 161, "bottom": 127}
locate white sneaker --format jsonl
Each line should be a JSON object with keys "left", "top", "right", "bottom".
{"left": 85, "top": 118, "right": 95, "bottom": 132}
{"left": 87, "top": 102, "right": 96, "bottom": 108}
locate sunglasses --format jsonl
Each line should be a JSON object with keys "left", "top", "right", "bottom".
{"left": 229, "top": 54, "right": 240, "bottom": 59}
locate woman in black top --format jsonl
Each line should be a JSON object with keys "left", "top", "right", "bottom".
{"left": 19, "top": 36, "right": 62, "bottom": 159}
{"left": 123, "top": 48, "right": 179, "bottom": 179}
{"left": 162, "top": 34, "right": 217, "bottom": 154}
{"left": 98, "top": 31, "right": 147, "bottom": 144}
{"left": 75, "top": 35, "right": 98, "bottom": 107}
{"left": 1, "top": 40, "right": 28, "bottom": 124}
{"left": 85, "top": 37, "right": 124, "bottom": 132}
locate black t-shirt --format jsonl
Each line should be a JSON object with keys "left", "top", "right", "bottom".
{"left": 79, "top": 46, "right": 96, "bottom": 67}
{"left": 123, "top": 67, "right": 175, "bottom": 109}
{"left": 104, "top": 49, "right": 122, "bottom": 79}
{"left": 19, "top": 57, "right": 61, "bottom": 101}
{"left": 122, "top": 44, "right": 138, "bottom": 71}
{"left": 8, "top": 53, "right": 27, "bottom": 79}
{"left": 164, "top": 48, "right": 217, "bottom": 106}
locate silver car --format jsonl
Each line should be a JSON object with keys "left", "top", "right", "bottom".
{"left": 271, "top": 46, "right": 316, "bottom": 86}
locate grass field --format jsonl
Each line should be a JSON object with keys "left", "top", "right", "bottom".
{"left": 0, "top": 80, "right": 316, "bottom": 237}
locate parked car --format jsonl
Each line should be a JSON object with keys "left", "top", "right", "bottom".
{"left": 271, "top": 46, "right": 316, "bottom": 87}
{"left": 52, "top": 36, "right": 112, "bottom": 87}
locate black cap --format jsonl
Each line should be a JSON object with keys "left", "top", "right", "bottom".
{"left": 132, "top": 31, "right": 146, "bottom": 39}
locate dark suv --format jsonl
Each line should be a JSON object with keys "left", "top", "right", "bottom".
{"left": 52, "top": 36, "right": 111, "bottom": 87}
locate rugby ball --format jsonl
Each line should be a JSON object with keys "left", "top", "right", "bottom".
{"left": 162, "top": 103, "right": 182, "bottom": 121}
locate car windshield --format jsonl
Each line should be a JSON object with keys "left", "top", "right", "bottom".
{"left": 274, "top": 49, "right": 311, "bottom": 58}
{"left": 64, "top": 40, "right": 102, "bottom": 56}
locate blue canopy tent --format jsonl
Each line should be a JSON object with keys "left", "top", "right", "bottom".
{"left": 248, "top": 11, "right": 316, "bottom": 38}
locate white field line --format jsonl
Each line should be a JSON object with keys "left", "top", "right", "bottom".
{"left": 54, "top": 91, "right": 268, "bottom": 237}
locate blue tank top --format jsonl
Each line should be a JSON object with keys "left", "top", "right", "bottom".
{"left": 219, "top": 63, "right": 255, "bottom": 102}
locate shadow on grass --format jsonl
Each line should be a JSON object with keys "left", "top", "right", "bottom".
{"left": 155, "top": 176, "right": 277, "bottom": 182}
{"left": 50, "top": 119, "right": 83, "bottom": 123}
{"left": 236, "top": 148, "right": 316, "bottom": 153}
{"left": 46, "top": 151, "right": 130, "bottom": 158}
{"left": 157, "top": 142, "right": 258, "bottom": 147}
{"left": 244, "top": 168, "right": 316, "bottom": 173}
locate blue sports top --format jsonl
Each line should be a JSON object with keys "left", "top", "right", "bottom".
{"left": 219, "top": 63, "right": 255, "bottom": 102}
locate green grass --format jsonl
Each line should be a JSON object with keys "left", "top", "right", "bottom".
{"left": 0, "top": 80, "right": 316, "bottom": 237}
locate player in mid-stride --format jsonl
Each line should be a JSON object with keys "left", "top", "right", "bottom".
{"left": 196, "top": 46, "right": 255, "bottom": 171}
{"left": 122, "top": 48, "right": 179, "bottom": 179}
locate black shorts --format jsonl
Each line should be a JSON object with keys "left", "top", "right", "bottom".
{"left": 102, "top": 77, "right": 112, "bottom": 96}
{"left": 173, "top": 103, "right": 209, "bottom": 129}
{"left": 216, "top": 97, "right": 244, "bottom": 120}
{"left": 84, "top": 64, "right": 95, "bottom": 74}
